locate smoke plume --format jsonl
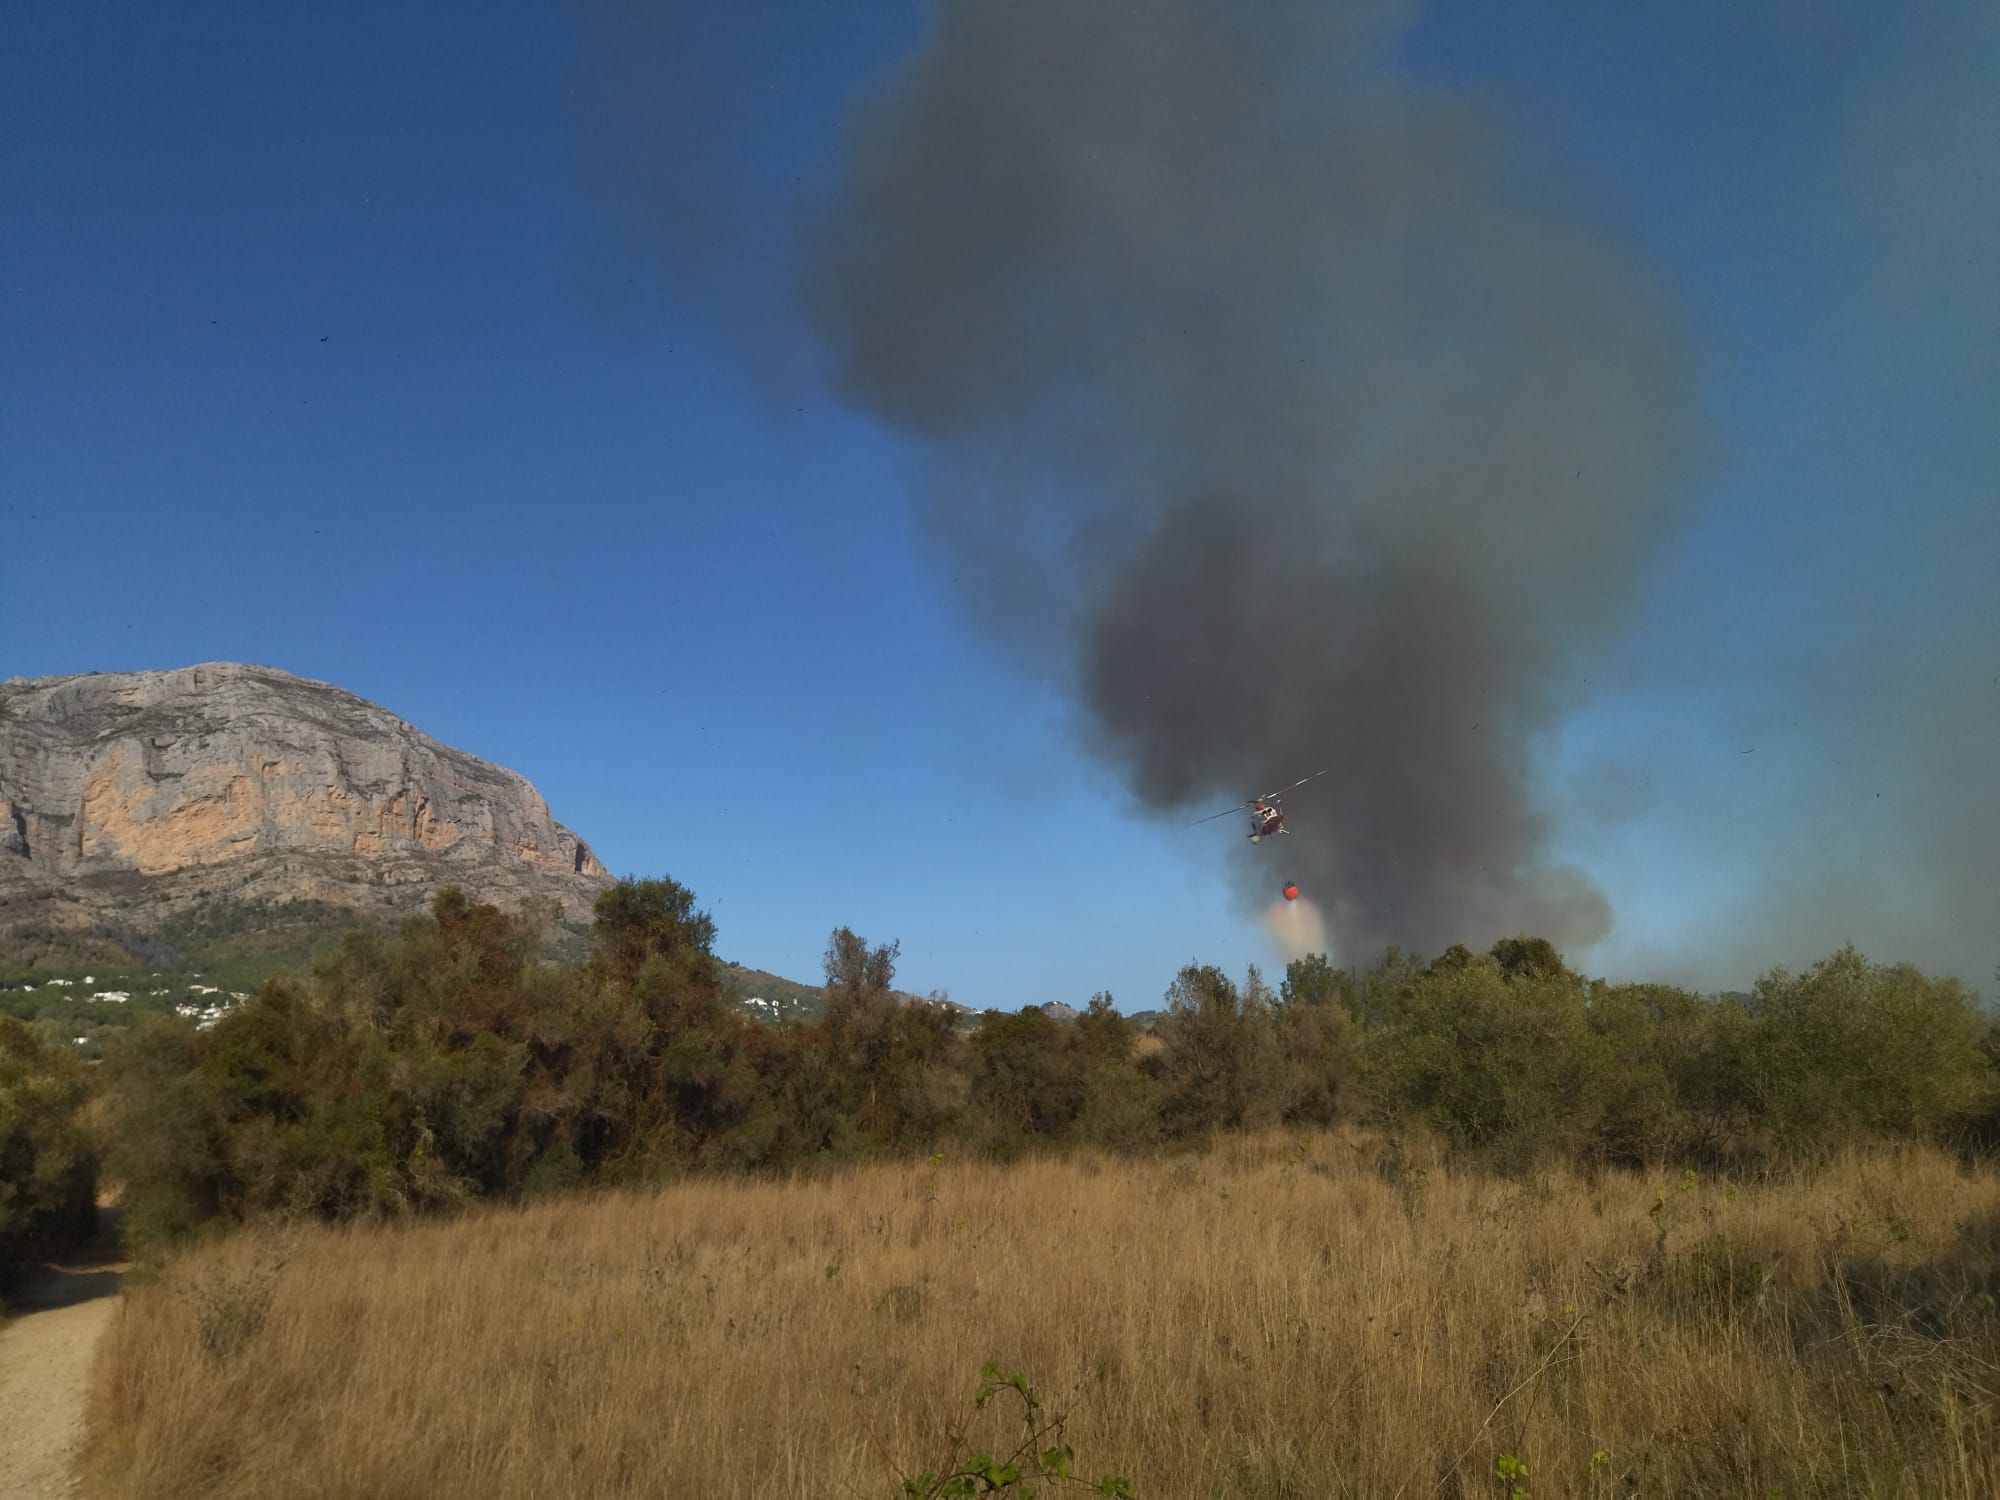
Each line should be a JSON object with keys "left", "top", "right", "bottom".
{"left": 802, "top": 0, "right": 1695, "bottom": 959}
{"left": 1721, "top": 0, "right": 2000, "bottom": 989}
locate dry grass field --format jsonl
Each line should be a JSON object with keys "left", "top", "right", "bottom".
{"left": 88, "top": 1133, "right": 2000, "bottom": 1498}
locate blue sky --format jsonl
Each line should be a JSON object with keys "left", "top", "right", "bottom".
{"left": 5, "top": 2, "right": 1994, "bottom": 1004}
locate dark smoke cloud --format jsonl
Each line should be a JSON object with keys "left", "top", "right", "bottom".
{"left": 1721, "top": 0, "right": 2000, "bottom": 989}
{"left": 802, "top": 0, "right": 1696, "bottom": 960}
{"left": 1547, "top": 0, "right": 1999, "bottom": 994}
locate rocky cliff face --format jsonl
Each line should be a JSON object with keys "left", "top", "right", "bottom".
{"left": 0, "top": 664, "right": 614, "bottom": 935}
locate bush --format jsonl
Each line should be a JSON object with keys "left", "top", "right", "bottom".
{"left": 1357, "top": 954, "right": 1603, "bottom": 1168}
{"left": 1749, "top": 947, "right": 1998, "bottom": 1152}
{"left": 90, "top": 873, "right": 2000, "bottom": 1248}
{"left": 1154, "top": 964, "right": 1284, "bottom": 1135}
{"left": 0, "top": 1017, "right": 98, "bottom": 1292}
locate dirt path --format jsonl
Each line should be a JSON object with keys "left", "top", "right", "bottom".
{"left": 0, "top": 1211, "right": 125, "bottom": 1500}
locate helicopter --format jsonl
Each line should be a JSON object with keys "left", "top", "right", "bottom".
{"left": 1188, "top": 769, "right": 1331, "bottom": 844}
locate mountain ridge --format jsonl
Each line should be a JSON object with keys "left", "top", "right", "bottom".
{"left": 1, "top": 664, "right": 1022, "bottom": 1031}
{"left": 0, "top": 662, "right": 613, "bottom": 950}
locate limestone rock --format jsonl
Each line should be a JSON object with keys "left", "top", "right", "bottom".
{"left": 0, "top": 663, "right": 614, "bottom": 934}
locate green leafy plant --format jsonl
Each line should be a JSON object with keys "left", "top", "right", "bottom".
{"left": 894, "top": 1361, "right": 1133, "bottom": 1498}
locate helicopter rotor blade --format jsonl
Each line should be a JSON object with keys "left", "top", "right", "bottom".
{"left": 1184, "top": 804, "right": 1248, "bottom": 828}
{"left": 1260, "top": 768, "right": 1331, "bottom": 802}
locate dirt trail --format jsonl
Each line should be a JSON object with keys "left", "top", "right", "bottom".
{"left": 0, "top": 1211, "right": 124, "bottom": 1500}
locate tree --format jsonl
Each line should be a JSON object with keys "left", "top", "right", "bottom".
{"left": 0, "top": 1019, "right": 97, "bottom": 1292}
{"left": 1155, "top": 964, "right": 1281, "bottom": 1135}
{"left": 592, "top": 877, "right": 719, "bottom": 990}
{"left": 1425, "top": 944, "right": 1475, "bottom": 978}
{"left": 1359, "top": 955, "right": 1601, "bottom": 1167}
{"left": 1280, "top": 954, "right": 1345, "bottom": 1008}
{"left": 1274, "top": 954, "right": 1358, "bottom": 1123}
{"left": 1073, "top": 992, "right": 1132, "bottom": 1069}
{"left": 816, "top": 928, "right": 960, "bottom": 1149}
{"left": 970, "top": 1006, "right": 1080, "bottom": 1147}
{"left": 97, "top": 1016, "right": 221, "bottom": 1252}
{"left": 1488, "top": 935, "right": 1571, "bottom": 984}
{"left": 1068, "top": 994, "right": 1159, "bottom": 1151}
{"left": 821, "top": 926, "right": 900, "bottom": 1073}
{"left": 824, "top": 927, "right": 900, "bottom": 1012}
{"left": 1750, "top": 947, "right": 1998, "bottom": 1150}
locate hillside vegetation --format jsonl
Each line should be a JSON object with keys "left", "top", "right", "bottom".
{"left": 3, "top": 902, "right": 897, "bottom": 1055}
{"left": 1, "top": 898, "right": 405, "bottom": 1062}
{"left": 89, "top": 1136, "right": 2000, "bottom": 1498}
{"left": 81, "top": 877, "right": 2000, "bottom": 1260}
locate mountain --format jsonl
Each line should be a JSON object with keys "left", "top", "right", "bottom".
{"left": 0, "top": 663, "right": 613, "bottom": 963}
{"left": 716, "top": 961, "right": 978, "bottom": 1026}
{"left": 718, "top": 962, "right": 829, "bottom": 1024}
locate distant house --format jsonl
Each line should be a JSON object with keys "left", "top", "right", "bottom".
{"left": 173, "top": 1001, "right": 230, "bottom": 1029}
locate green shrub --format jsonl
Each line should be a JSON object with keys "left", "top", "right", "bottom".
{"left": 0, "top": 1017, "right": 98, "bottom": 1292}
{"left": 90, "top": 873, "right": 2000, "bottom": 1248}
{"left": 1357, "top": 955, "right": 1602, "bottom": 1166}
{"left": 1750, "top": 948, "right": 1997, "bottom": 1152}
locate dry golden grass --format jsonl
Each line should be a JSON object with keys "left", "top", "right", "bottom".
{"left": 88, "top": 1134, "right": 2000, "bottom": 1498}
